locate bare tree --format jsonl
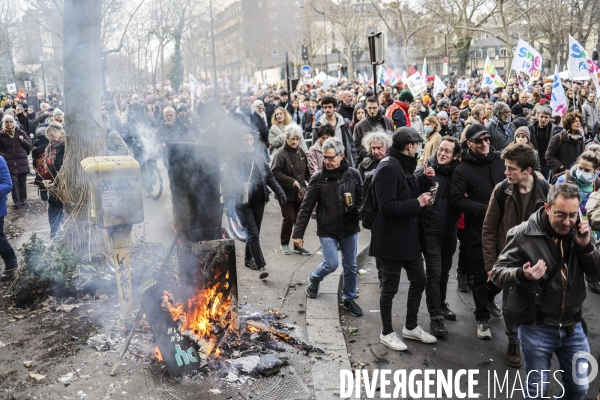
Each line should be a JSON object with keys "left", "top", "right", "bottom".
{"left": 369, "top": 0, "right": 428, "bottom": 71}
{"left": 329, "top": 0, "right": 369, "bottom": 78}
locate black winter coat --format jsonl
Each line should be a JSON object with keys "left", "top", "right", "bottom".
{"left": 337, "top": 103, "right": 354, "bottom": 121}
{"left": 0, "top": 128, "right": 32, "bottom": 175}
{"left": 415, "top": 154, "right": 460, "bottom": 238}
{"left": 512, "top": 116, "right": 529, "bottom": 129}
{"left": 450, "top": 145, "right": 505, "bottom": 262}
{"left": 370, "top": 147, "right": 428, "bottom": 261}
{"left": 486, "top": 118, "right": 516, "bottom": 151}
{"left": 271, "top": 144, "right": 310, "bottom": 201}
{"left": 358, "top": 155, "right": 379, "bottom": 179}
{"left": 293, "top": 159, "right": 362, "bottom": 240}
{"left": 545, "top": 130, "right": 585, "bottom": 174}
{"left": 528, "top": 122, "right": 556, "bottom": 165}
{"left": 224, "top": 148, "right": 285, "bottom": 207}
{"left": 250, "top": 112, "right": 269, "bottom": 148}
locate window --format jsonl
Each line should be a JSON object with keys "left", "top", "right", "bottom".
{"left": 487, "top": 48, "right": 496, "bottom": 58}
{"left": 270, "top": 12, "right": 276, "bottom": 19}
{"left": 475, "top": 49, "right": 483, "bottom": 58}
{"left": 481, "top": 34, "right": 488, "bottom": 40}
{"left": 273, "top": 50, "right": 279, "bottom": 56}
{"left": 499, "top": 48, "right": 507, "bottom": 58}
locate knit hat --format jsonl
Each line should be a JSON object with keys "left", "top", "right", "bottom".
{"left": 252, "top": 100, "right": 264, "bottom": 108}
{"left": 514, "top": 126, "right": 531, "bottom": 141}
{"left": 398, "top": 89, "right": 414, "bottom": 102}
{"left": 464, "top": 94, "right": 472, "bottom": 99}
{"left": 53, "top": 108, "right": 63, "bottom": 116}
{"left": 450, "top": 106, "right": 460, "bottom": 116}
{"left": 437, "top": 111, "right": 449, "bottom": 120}
{"left": 510, "top": 103, "right": 524, "bottom": 116}
{"left": 422, "top": 95, "right": 431, "bottom": 104}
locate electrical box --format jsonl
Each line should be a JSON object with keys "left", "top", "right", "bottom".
{"left": 81, "top": 156, "right": 144, "bottom": 229}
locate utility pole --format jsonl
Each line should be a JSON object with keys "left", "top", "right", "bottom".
{"left": 285, "top": 51, "right": 291, "bottom": 94}
{"left": 209, "top": 0, "right": 219, "bottom": 99}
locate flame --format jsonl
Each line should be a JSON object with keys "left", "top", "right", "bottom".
{"left": 247, "top": 325, "right": 261, "bottom": 333}
{"left": 154, "top": 346, "right": 163, "bottom": 362}
{"left": 162, "top": 263, "right": 233, "bottom": 356}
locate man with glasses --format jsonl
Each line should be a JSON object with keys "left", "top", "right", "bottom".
{"left": 451, "top": 123, "right": 505, "bottom": 340}
{"left": 482, "top": 144, "right": 550, "bottom": 368}
{"left": 486, "top": 102, "right": 516, "bottom": 151}
{"left": 492, "top": 183, "right": 600, "bottom": 399}
{"left": 292, "top": 137, "right": 364, "bottom": 317}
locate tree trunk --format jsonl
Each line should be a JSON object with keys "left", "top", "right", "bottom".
{"left": 61, "top": 0, "right": 109, "bottom": 259}
{"left": 456, "top": 37, "right": 471, "bottom": 77}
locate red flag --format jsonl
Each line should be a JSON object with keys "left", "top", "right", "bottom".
{"left": 409, "top": 65, "right": 418, "bottom": 76}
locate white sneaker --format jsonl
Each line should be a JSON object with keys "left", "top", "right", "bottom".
{"left": 402, "top": 325, "right": 437, "bottom": 344}
{"left": 380, "top": 331, "right": 407, "bottom": 351}
{"left": 477, "top": 321, "right": 492, "bottom": 340}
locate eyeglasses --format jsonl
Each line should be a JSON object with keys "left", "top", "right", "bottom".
{"left": 323, "top": 152, "right": 340, "bottom": 162}
{"left": 469, "top": 136, "right": 490, "bottom": 145}
{"left": 548, "top": 208, "right": 578, "bottom": 222}
{"left": 438, "top": 148, "right": 454, "bottom": 155}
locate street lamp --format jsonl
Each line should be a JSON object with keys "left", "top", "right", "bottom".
{"left": 39, "top": 55, "right": 47, "bottom": 98}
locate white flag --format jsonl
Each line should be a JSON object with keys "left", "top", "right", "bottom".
{"left": 6, "top": 83, "right": 16, "bottom": 94}
{"left": 550, "top": 65, "right": 568, "bottom": 117}
{"left": 567, "top": 34, "right": 600, "bottom": 96}
{"left": 511, "top": 38, "right": 543, "bottom": 80}
{"left": 189, "top": 73, "right": 198, "bottom": 87}
{"left": 422, "top": 58, "right": 428, "bottom": 82}
{"left": 457, "top": 79, "right": 468, "bottom": 92}
{"left": 405, "top": 72, "right": 426, "bottom": 97}
{"left": 433, "top": 75, "right": 446, "bottom": 97}
{"left": 483, "top": 56, "right": 505, "bottom": 92}
{"left": 402, "top": 70, "right": 408, "bottom": 83}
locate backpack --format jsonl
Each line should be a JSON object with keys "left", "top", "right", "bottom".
{"left": 360, "top": 156, "right": 405, "bottom": 229}
{"left": 495, "top": 178, "right": 550, "bottom": 215}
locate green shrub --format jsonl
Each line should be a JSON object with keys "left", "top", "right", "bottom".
{"left": 10, "top": 234, "right": 100, "bottom": 304}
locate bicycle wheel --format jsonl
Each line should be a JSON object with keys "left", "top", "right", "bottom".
{"left": 145, "top": 162, "right": 163, "bottom": 200}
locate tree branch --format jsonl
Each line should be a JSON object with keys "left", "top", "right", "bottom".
{"left": 103, "top": 0, "right": 146, "bottom": 54}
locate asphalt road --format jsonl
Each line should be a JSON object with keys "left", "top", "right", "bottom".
{"left": 343, "top": 253, "right": 600, "bottom": 399}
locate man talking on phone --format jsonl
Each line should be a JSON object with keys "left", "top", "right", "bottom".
{"left": 492, "top": 183, "right": 600, "bottom": 399}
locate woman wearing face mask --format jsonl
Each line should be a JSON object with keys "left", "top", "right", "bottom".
{"left": 555, "top": 150, "right": 600, "bottom": 217}
{"left": 420, "top": 116, "right": 442, "bottom": 166}
{"left": 224, "top": 131, "right": 287, "bottom": 280}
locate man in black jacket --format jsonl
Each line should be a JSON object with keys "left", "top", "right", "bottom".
{"left": 337, "top": 90, "right": 354, "bottom": 121}
{"left": 416, "top": 135, "right": 461, "bottom": 337}
{"left": 371, "top": 127, "right": 438, "bottom": 351}
{"left": 528, "top": 105, "right": 556, "bottom": 180}
{"left": 492, "top": 184, "right": 600, "bottom": 399}
{"left": 450, "top": 123, "right": 505, "bottom": 340}
{"left": 292, "top": 137, "right": 364, "bottom": 317}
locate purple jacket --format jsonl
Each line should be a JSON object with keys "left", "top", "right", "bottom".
{"left": 0, "top": 128, "right": 32, "bottom": 175}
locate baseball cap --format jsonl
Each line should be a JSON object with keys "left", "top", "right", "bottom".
{"left": 465, "top": 123, "right": 490, "bottom": 141}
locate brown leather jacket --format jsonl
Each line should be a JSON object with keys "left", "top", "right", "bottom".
{"left": 482, "top": 175, "right": 549, "bottom": 272}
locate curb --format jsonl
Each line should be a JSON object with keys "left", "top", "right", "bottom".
{"left": 305, "top": 231, "right": 371, "bottom": 400}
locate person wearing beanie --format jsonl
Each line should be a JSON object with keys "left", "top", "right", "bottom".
{"left": 372, "top": 127, "right": 439, "bottom": 351}
{"left": 510, "top": 126, "right": 541, "bottom": 172}
{"left": 278, "top": 89, "right": 294, "bottom": 115}
{"left": 510, "top": 104, "right": 528, "bottom": 129}
{"left": 52, "top": 108, "right": 64, "bottom": 124}
{"left": 451, "top": 123, "right": 505, "bottom": 341}
{"left": 436, "top": 111, "right": 449, "bottom": 136}
{"left": 384, "top": 89, "right": 413, "bottom": 129}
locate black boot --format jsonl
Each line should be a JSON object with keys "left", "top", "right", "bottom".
{"left": 457, "top": 274, "right": 469, "bottom": 292}
{"left": 430, "top": 319, "right": 448, "bottom": 337}
{"left": 588, "top": 280, "right": 600, "bottom": 294}
{"left": 0, "top": 253, "right": 18, "bottom": 282}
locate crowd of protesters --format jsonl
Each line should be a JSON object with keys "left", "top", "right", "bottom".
{"left": 1, "top": 67, "right": 600, "bottom": 398}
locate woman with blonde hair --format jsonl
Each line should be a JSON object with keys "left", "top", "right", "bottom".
{"left": 460, "top": 104, "right": 485, "bottom": 142}
{"left": 268, "top": 106, "right": 308, "bottom": 152}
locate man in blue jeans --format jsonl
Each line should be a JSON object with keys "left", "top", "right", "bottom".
{"left": 492, "top": 183, "right": 600, "bottom": 399}
{"left": 292, "top": 137, "right": 364, "bottom": 316}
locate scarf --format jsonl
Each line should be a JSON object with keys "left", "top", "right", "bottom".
{"left": 4, "top": 127, "right": 14, "bottom": 138}
{"left": 322, "top": 158, "right": 349, "bottom": 180}
{"left": 566, "top": 130, "right": 583, "bottom": 141}
{"left": 493, "top": 115, "right": 510, "bottom": 133}
{"left": 44, "top": 139, "right": 63, "bottom": 165}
